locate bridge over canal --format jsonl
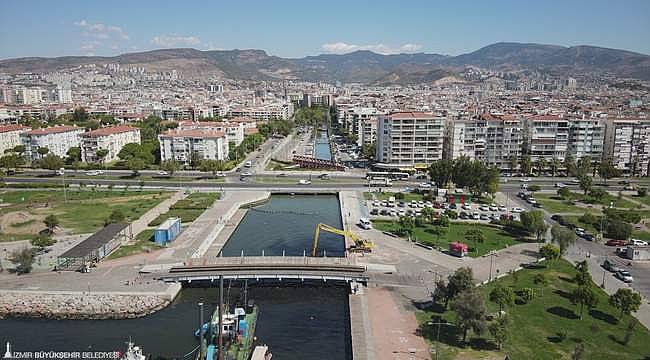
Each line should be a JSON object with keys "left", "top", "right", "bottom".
{"left": 159, "top": 256, "right": 368, "bottom": 284}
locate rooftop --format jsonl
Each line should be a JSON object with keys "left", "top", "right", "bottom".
{"left": 0, "top": 124, "right": 30, "bottom": 133}
{"left": 160, "top": 129, "right": 226, "bottom": 139}
{"left": 59, "top": 223, "right": 129, "bottom": 259}
{"left": 27, "top": 125, "right": 82, "bottom": 136}
{"left": 81, "top": 125, "right": 140, "bottom": 138}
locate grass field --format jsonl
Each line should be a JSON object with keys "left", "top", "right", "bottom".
{"left": 416, "top": 260, "right": 650, "bottom": 360}
{"left": 629, "top": 195, "right": 650, "bottom": 207}
{"left": 0, "top": 189, "right": 171, "bottom": 236}
{"left": 534, "top": 194, "right": 600, "bottom": 214}
{"left": 106, "top": 229, "right": 162, "bottom": 260}
{"left": 632, "top": 230, "right": 650, "bottom": 241}
{"left": 148, "top": 192, "right": 219, "bottom": 226}
{"left": 373, "top": 220, "right": 525, "bottom": 257}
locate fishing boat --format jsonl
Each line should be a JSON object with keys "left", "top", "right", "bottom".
{"left": 120, "top": 340, "right": 146, "bottom": 360}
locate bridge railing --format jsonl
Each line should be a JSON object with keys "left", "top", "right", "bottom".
{"left": 185, "top": 255, "right": 358, "bottom": 267}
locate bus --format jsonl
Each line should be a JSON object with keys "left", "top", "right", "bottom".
{"left": 365, "top": 171, "right": 410, "bottom": 180}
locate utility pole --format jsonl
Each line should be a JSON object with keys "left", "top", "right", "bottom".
{"left": 61, "top": 168, "right": 67, "bottom": 202}
{"left": 218, "top": 275, "right": 224, "bottom": 360}
{"left": 198, "top": 302, "right": 205, "bottom": 360}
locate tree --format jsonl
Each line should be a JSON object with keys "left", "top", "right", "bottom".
{"left": 430, "top": 225, "right": 447, "bottom": 242}
{"left": 539, "top": 243, "right": 560, "bottom": 262}
{"left": 9, "top": 247, "right": 37, "bottom": 274}
{"left": 421, "top": 206, "right": 436, "bottom": 224}
{"left": 118, "top": 142, "right": 154, "bottom": 164}
{"left": 533, "top": 273, "right": 548, "bottom": 286}
{"left": 66, "top": 147, "right": 81, "bottom": 163}
{"left": 564, "top": 153, "right": 576, "bottom": 176}
{"left": 551, "top": 224, "right": 576, "bottom": 255}
{"left": 609, "top": 288, "right": 642, "bottom": 318}
{"left": 72, "top": 107, "right": 89, "bottom": 123}
{"left": 428, "top": 159, "right": 454, "bottom": 188}
{"left": 489, "top": 284, "right": 515, "bottom": 313}
{"left": 452, "top": 288, "right": 487, "bottom": 342}
{"left": 43, "top": 214, "right": 60, "bottom": 234}
{"left": 361, "top": 142, "right": 376, "bottom": 160}
{"left": 36, "top": 146, "right": 49, "bottom": 158}
{"left": 520, "top": 210, "right": 547, "bottom": 241}
{"left": 508, "top": 155, "right": 518, "bottom": 173}
{"left": 550, "top": 158, "right": 562, "bottom": 176}
{"left": 189, "top": 152, "right": 202, "bottom": 169}
{"left": 433, "top": 279, "right": 450, "bottom": 306}
{"left": 571, "top": 285, "right": 598, "bottom": 320}
{"left": 606, "top": 219, "right": 633, "bottom": 240}
{"left": 557, "top": 187, "right": 572, "bottom": 199}
{"left": 39, "top": 154, "right": 64, "bottom": 171}
{"left": 126, "top": 157, "right": 146, "bottom": 176}
{"left": 535, "top": 157, "right": 547, "bottom": 174}
{"left": 572, "top": 343, "right": 585, "bottom": 360}
{"left": 588, "top": 187, "right": 607, "bottom": 201}
{"left": 577, "top": 174, "right": 592, "bottom": 195}
{"left": 398, "top": 216, "right": 415, "bottom": 236}
{"left": 465, "top": 228, "right": 486, "bottom": 254}
{"left": 573, "top": 260, "right": 591, "bottom": 287}
{"left": 488, "top": 314, "right": 510, "bottom": 350}
{"left": 520, "top": 287, "right": 535, "bottom": 304}
{"left": 598, "top": 160, "right": 620, "bottom": 184}
{"left": 520, "top": 155, "right": 532, "bottom": 175}
{"left": 0, "top": 153, "right": 25, "bottom": 169}
{"left": 106, "top": 209, "right": 126, "bottom": 224}
{"left": 96, "top": 148, "right": 109, "bottom": 164}
{"left": 199, "top": 159, "right": 225, "bottom": 176}
{"left": 447, "top": 267, "right": 474, "bottom": 303}
{"left": 161, "top": 159, "right": 181, "bottom": 176}
{"left": 30, "top": 234, "right": 56, "bottom": 250}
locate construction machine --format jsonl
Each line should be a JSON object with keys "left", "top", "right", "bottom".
{"left": 311, "top": 223, "right": 374, "bottom": 256}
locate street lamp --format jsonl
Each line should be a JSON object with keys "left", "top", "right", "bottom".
{"left": 60, "top": 168, "right": 66, "bottom": 202}
{"left": 427, "top": 321, "right": 454, "bottom": 360}
{"left": 198, "top": 302, "right": 205, "bottom": 359}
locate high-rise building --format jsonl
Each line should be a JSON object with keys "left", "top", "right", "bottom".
{"left": 523, "top": 115, "right": 570, "bottom": 162}
{"left": 159, "top": 129, "right": 229, "bottom": 164}
{"left": 567, "top": 118, "right": 605, "bottom": 160}
{"left": 80, "top": 125, "right": 141, "bottom": 163}
{"left": 21, "top": 125, "right": 84, "bottom": 159}
{"left": 376, "top": 112, "right": 445, "bottom": 167}
{"left": 604, "top": 119, "right": 650, "bottom": 176}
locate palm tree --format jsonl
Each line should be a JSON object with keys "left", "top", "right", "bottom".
{"left": 535, "top": 157, "right": 547, "bottom": 174}
{"left": 508, "top": 156, "right": 518, "bottom": 174}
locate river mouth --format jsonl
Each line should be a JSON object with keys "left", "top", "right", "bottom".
{"left": 0, "top": 194, "right": 353, "bottom": 359}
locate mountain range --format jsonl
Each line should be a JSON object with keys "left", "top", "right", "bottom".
{"left": 1, "top": 42, "right": 649, "bottom": 84}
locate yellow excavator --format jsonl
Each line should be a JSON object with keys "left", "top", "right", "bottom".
{"left": 311, "top": 223, "right": 374, "bottom": 256}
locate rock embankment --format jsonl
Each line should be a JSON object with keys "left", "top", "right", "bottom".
{"left": 0, "top": 292, "right": 170, "bottom": 320}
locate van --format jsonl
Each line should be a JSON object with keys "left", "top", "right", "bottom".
{"left": 359, "top": 218, "right": 372, "bottom": 230}
{"left": 244, "top": 161, "right": 252, "bottom": 168}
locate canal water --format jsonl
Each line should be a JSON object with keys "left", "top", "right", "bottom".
{"left": 0, "top": 195, "right": 352, "bottom": 359}
{"left": 314, "top": 129, "right": 332, "bottom": 161}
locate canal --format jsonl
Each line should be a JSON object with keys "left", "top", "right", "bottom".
{"left": 0, "top": 194, "right": 352, "bottom": 359}
{"left": 314, "top": 128, "right": 332, "bottom": 161}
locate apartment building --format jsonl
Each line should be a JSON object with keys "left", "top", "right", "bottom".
{"left": 604, "top": 119, "right": 650, "bottom": 176}
{"left": 178, "top": 120, "right": 247, "bottom": 146}
{"left": 159, "top": 129, "right": 229, "bottom": 164}
{"left": 444, "top": 114, "right": 523, "bottom": 170}
{"left": 523, "top": 115, "right": 570, "bottom": 162}
{"left": 21, "top": 125, "right": 84, "bottom": 159}
{"left": 338, "top": 107, "right": 384, "bottom": 146}
{"left": 228, "top": 102, "right": 294, "bottom": 120}
{"left": 567, "top": 118, "right": 605, "bottom": 160}
{"left": 0, "top": 124, "right": 31, "bottom": 154}
{"left": 80, "top": 125, "right": 141, "bottom": 163}
{"left": 376, "top": 112, "right": 445, "bottom": 167}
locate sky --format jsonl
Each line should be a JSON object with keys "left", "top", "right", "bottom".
{"left": 1, "top": 0, "right": 649, "bottom": 59}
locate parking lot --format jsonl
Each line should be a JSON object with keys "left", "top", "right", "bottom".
{"left": 366, "top": 198, "right": 522, "bottom": 223}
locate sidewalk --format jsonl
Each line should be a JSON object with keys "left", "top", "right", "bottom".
{"left": 129, "top": 190, "right": 186, "bottom": 236}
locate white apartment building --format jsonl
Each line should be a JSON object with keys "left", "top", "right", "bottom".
{"left": 604, "top": 119, "right": 650, "bottom": 176}
{"left": 21, "top": 125, "right": 84, "bottom": 159}
{"left": 444, "top": 114, "right": 523, "bottom": 170}
{"left": 0, "top": 124, "right": 31, "bottom": 154}
{"left": 523, "top": 115, "right": 570, "bottom": 162}
{"left": 376, "top": 112, "right": 445, "bottom": 167}
{"left": 159, "top": 129, "right": 229, "bottom": 164}
{"left": 178, "top": 120, "right": 248, "bottom": 146}
{"left": 567, "top": 118, "right": 605, "bottom": 160}
{"left": 228, "top": 102, "right": 294, "bottom": 121}
{"left": 80, "top": 125, "right": 141, "bottom": 163}
{"left": 338, "top": 107, "right": 384, "bottom": 146}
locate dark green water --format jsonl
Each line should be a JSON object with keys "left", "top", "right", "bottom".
{"left": 0, "top": 195, "right": 352, "bottom": 359}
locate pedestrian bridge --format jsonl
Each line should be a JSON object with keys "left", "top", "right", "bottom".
{"left": 160, "top": 256, "right": 368, "bottom": 284}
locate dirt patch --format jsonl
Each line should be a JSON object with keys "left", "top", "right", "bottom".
{"left": 0, "top": 210, "right": 45, "bottom": 235}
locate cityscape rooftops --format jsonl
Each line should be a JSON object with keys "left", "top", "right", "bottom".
{"left": 0, "top": 124, "right": 30, "bottom": 133}
{"left": 388, "top": 111, "right": 436, "bottom": 119}
{"left": 81, "top": 125, "right": 140, "bottom": 137}
{"left": 159, "top": 129, "right": 226, "bottom": 139}
{"left": 26, "top": 125, "right": 81, "bottom": 136}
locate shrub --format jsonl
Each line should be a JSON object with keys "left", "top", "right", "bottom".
{"left": 519, "top": 288, "right": 535, "bottom": 304}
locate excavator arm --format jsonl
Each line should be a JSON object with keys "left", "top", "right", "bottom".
{"left": 311, "top": 223, "right": 374, "bottom": 256}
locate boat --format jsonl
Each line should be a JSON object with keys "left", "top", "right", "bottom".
{"left": 194, "top": 305, "right": 259, "bottom": 360}
{"left": 120, "top": 340, "right": 146, "bottom": 360}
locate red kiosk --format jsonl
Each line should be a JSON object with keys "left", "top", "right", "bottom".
{"left": 449, "top": 242, "right": 469, "bottom": 257}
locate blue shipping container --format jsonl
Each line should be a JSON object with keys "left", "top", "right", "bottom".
{"left": 154, "top": 217, "right": 182, "bottom": 245}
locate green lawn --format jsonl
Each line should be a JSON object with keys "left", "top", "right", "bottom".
{"left": 363, "top": 191, "right": 424, "bottom": 202}
{"left": 373, "top": 220, "right": 526, "bottom": 257}
{"left": 148, "top": 192, "right": 219, "bottom": 226}
{"left": 632, "top": 230, "right": 650, "bottom": 241}
{"left": 633, "top": 195, "right": 650, "bottom": 207}
{"left": 416, "top": 260, "right": 650, "bottom": 360}
{"left": 106, "top": 229, "right": 162, "bottom": 259}
{"left": 534, "top": 194, "right": 599, "bottom": 215}
{"left": 562, "top": 215, "right": 600, "bottom": 234}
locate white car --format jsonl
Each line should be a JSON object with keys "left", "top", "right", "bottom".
{"left": 298, "top": 179, "right": 312, "bottom": 185}
{"left": 157, "top": 171, "right": 169, "bottom": 176}
{"left": 520, "top": 178, "right": 532, "bottom": 182}
{"left": 512, "top": 207, "right": 525, "bottom": 213}
{"left": 630, "top": 239, "right": 649, "bottom": 246}
{"left": 615, "top": 270, "right": 634, "bottom": 283}
{"left": 86, "top": 170, "right": 100, "bottom": 176}
{"left": 554, "top": 182, "right": 566, "bottom": 188}
{"left": 498, "top": 206, "right": 507, "bottom": 212}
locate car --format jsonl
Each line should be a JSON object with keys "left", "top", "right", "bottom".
{"left": 449, "top": 203, "right": 457, "bottom": 209}
{"left": 630, "top": 239, "right": 649, "bottom": 246}
{"left": 55, "top": 169, "right": 65, "bottom": 176}
{"left": 370, "top": 208, "right": 379, "bottom": 215}
{"left": 419, "top": 182, "right": 432, "bottom": 189}
{"left": 570, "top": 178, "right": 580, "bottom": 184}
{"left": 480, "top": 214, "right": 489, "bottom": 220}
{"left": 85, "top": 170, "right": 100, "bottom": 176}
{"left": 554, "top": 182, "right": 566, "bottom": 188}
{"left": 379, "top": 209, "right": 389, "bottom": 215}
{"left": 512, "top": 207, "right": 524, "bottom": 213}
{"left": 551, "top": 214, "right": 562, "bottom": 221}
{"left": 489, "top": 205, "right": 498, "bottom": 211}
{"left": 372, "top": 201, "right": 380, "bottom": 207}
{"left": 298, "top": 179, "right": 312, "bottom": 185}
{"left": 462, "top": 204, "right": 472, "bottom": 211}
{"left": 520, "top": 183, "right": 528, "bottom": 190}
{"left": 602, "top": 259, "right": 620, "bottom": 273}
{"left": 520, "top": 178, "right": 532, "bottom": 182}
{"left": 533, "top": 203, "right": 543, "bottom": 208}
{"left": 398, "top": 209, "right": 406, "bottom": 216}
{"left": 615, "top": 270, "right": 634, "bottom": 283}
{"left": 157, "top": 171, "right": 169, "bottom": 176}
{"left": 318, "top": 174, "right": 330, "bottom": 180}
{"left": 526, "top": 197, "right": 537, "bottom": 204}
{"left": 618, "top": 180, "right": 630, "bottom": 185}
{"left": 472, "top": 212, "right": 480, "bottom": 220}
{"left": 459, "top": 212, "right": 468, "bottom": 219}
{"left": 479, "top": 206, "right": 489, "bottom": 211}
{"left": 276, "top": 173, "right": 288, "bottom": 177}
{"left": 397, "top": 201, "right": 406, "bottom": 207}
{"left": 606, "top": 239, "right": 628, "bottom": 246}
{"left": 241, "top": 171, "right": 253, "bottom": 177}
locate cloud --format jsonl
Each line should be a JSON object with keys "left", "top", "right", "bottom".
{"left": 151, "top": 35, "right": 202, "bottom": 47}
{"left": 74, "top": 19, "right": 129, "bottom": 40}
{"left": 321, "top": 42, "right": 423, "bottom": 55}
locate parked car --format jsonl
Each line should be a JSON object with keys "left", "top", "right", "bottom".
{"left": 606, "top": 239, "right": 628, "bottom": 246}
{"left": 370, "top": 208, "right": 379, "bottom": 215}
{"left": 630, "top": 239, "right": 649, "bottom": 246}
{"left": 615, "top": 270, "right": 634, "bottom": 283}
{"left": 554, "top": 182, "right": 566, "bottom": 188}
{"left": 511, "top": 207, "right": 525, "bottom": 213}
{"left": 298, "top": 179, "right": 312, "bottom": 185}
{"left": 157, "top": 171, "right": 169, "bottom": 176}
{"left": 602, "top": 259, "right": 620, "bottom": 273}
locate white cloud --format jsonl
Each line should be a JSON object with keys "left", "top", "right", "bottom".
{"left": 321, "top": 42, "right": 423, "bottom": 55}
{"left": 74, "top": 19, "right": 129, "bottom": 40}
{"left": 151, "top": 35, "right": 202, "bottom": 47}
